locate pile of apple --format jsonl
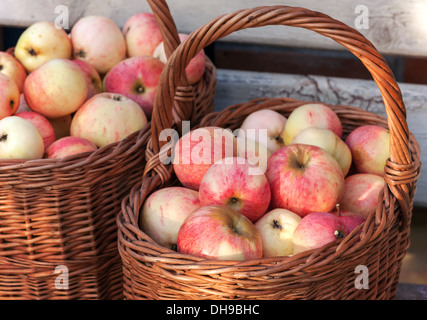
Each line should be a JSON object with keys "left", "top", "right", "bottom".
{"left": 139, "top": 103, "right": 390, "bottom": 261}
{"left": 0, "top": 13, "right": 206, "bottom": 160}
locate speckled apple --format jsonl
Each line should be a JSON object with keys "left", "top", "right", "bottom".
{"left": 0, "top": 73, "right": 20, "bottom": 120}
{"left": 266, "top": 143, "right": 345, "bottom": 218}
{"left": 0, "top": 51, "right": 27, "bottom": 92}
{"left": 173, "top": 126, "right": 238, "bottom": 191}
{"left": 16, "top": 111, "right": 56, "bottom": 151}
{"left": 177, "top": 204, "right": 263, "bottom": 261}
{"left": 199, "top": 157, "right": 271, "bottom": 222}
{"left": 46, "top": 136, "right": 97, "bottom": 159}
{"left": 71, "top": 59, "right": 103, "bottom": 101}
{"left": 139, "top": 187, "right": 202, "bottom": 250}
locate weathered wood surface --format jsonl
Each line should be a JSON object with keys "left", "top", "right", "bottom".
{"left": 214, "top": 69, "right": 427, "bottom": 207}
{"left": 1, "top": 0, "right": 427, "bottom": 57}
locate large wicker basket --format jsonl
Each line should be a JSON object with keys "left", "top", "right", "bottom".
{"left": 0, "top": 0, "right": 216, "bottom": 300}
{"left": 117, "top": 6, "right": 421, "bottom": 300}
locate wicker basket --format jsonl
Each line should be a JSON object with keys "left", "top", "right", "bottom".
{"left": 117, "top": 6, "right": 421, "bottom": 300}
{"left": 0, "top": 0, "right": 216, "bottom": 300}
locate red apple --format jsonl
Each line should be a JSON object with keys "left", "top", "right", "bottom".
{"left": 0, "top": 51, "right": 27, "bottom": 92}
{"left": 0, "top": 73, "right": 20, "bottom": 119}
{"left": 71, "top": 15, "right": 126, "bottom": 75}
{"left": 291, "top": 211, "right": 349, "bottom": 254}
{"left": 139, "top": 187, "right": 202, "bottom": 250}
{"left": 283, "top": 103, "right": 343, "bottom": 145}
{"left": 266, "top": 143, "right": 345, "bottom": 218}
{"left": 254, "top": 208, "right": 301, "bottom": 257}
{"left": 70, "top": 92, "right": 148, "bottom": 148}
{"left": 103, "top": 56, "right": 164, "bottom": 118}
{"left": 15, "top": 111, "right": 56, "bottom": 151}
{"left": 153, "top": 33, "right": 206, "bottom": 85}
{"left": 345, "top": 125, "right": 390, "bottom": 177}
{"left": 199, "top": 157, "right": 271, "bottom": 222}
{"left": 173, "top": 126, "right": 238, "bottom": 191}
{"left": 177, "top": 204, "right": 263, "bottom": 261}
{"left": 46, "top": 136, "right": 97, "bottom": 159}
{"left": 237, "top": 109, "right": 287, "bottom": 154}
{"left": 14, "top": 21, "right": 72, "bottom": 72}
{"left": 339, "top": 173, "right": 385, "bottom": 218}
{"left": 123, "top": 12, "right": 163, "bottom": 57}
{"left": 71, "top": 59, "right": 102, "bottom": 101}
{"left": 23, "top": 58, "right": 88, "bottom": 119}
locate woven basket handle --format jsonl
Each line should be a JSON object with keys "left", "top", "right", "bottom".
{"left": 147, "top": 0, "right": 196, "bottom": 124}
{"left": 150, "top": 6, "right": 418, "bottom": 224}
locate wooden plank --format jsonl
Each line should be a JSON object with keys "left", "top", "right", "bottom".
{"left": 214, "top": 69, "right": 427, "bottom": 207}
{"left": 0, "top": 0, "right": 427, "bottom": 57}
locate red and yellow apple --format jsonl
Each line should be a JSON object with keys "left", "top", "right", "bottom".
{"left": 0, "top": 51, "right": 27, "bottom": 92}
{"left": 14, "top": 21, "right": 72, "bottom": 72}
{"left": 290, "top": 127, "right": 352, "bottom": 176}
{"left": 46, "top": 136, "right": 98, "bottom": 159}
{"left": 153, "top": 33, "right": 206, "bottom": 85}
{"left": 173, "top": 126, "right": 238, "bottom": 190}
{"left": 177, "top": 204, "right": 263, "bottom": 261}
{"left": 71, "top": 15, "right": 126, "bottom": 75}
{"left": 266, "top": 143, "right": 345, "bottom": 218}
{"left": 139, "top": 187, "right": 202, "bottom": 250}
{"left": 236, "top": 136, "right": 271, "bottom": 174}
{"left": 70, "top": 92, "right": 148, "bottom": 148}
{"left": 71, "top": 59, "right": 103, "bottom": 101}
{"left": 199, "top": 157, "right": 271, "bottom": 222}
{"left": 103, "top": 55, "right": 164, "bottom": 118}
{"left": 23, "top": 58, "right": 88, "bottom": 119}
{"left": 283, "top": 103, "right": 342, "bottom": 145}
{"left": 0, "top": 73, "right": 20, "bottom": 119}
{"left": 237, "top": 109, "right": 287, "bottom": 154}
{"left": 123, "top": 12, "right": 163, "bottom": 57}
{"left": 345, "top": 125, "right": 390, "bottom": 177}
{"left": 339, "top": 173, "right": 385, "bottom": 218}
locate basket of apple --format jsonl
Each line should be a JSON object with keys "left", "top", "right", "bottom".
{"left": 117, "top": 5, "right": 421, "bottom": 300}
{"left": 0, "top": 0, "right": 216, "bottom": 300}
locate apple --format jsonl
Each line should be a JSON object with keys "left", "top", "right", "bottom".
{"left": 199, "top": 157, "right": 271, "bottom": 222}
{"left": 139, "top": 187, "right": 202, "bottom": 250}
{"left": 14, "top": 21, "right": 72, "bottom": 72}
{"left": 283, "top": 103, "right": 343, "bottom": 145}
{"left": 177, "top": 204, "right": 263, "bottom": 261}
{"left": 23, "top": 58, "right": 88, "bottom": 119}
{"left": 236, "top": 136, "right": 271, "bottom": 174}
{"left": 237, "top": 109, "right": 287, "bottom": 154}
{"left": 71, "top": 59, "right": 103, "bottom": 101}
{"left": 15, "top": 111, "right": 56, "bottom": 151}
{"left": 172, "top": 126, "right": 238, "bottom": 191}
{"left": 48, "top": 114, "right": 72, "bottom": 140}
{"left": 0, "top": 73, "right": 20, "bottom": 119}
{"left": 290, "top": 127, "right": 352, "bottom": 176}
{"left": 71, "top": 15, "right": 126, "bottom": 75}
{"left": 103, "top": 56, "right": 164, "bottom": 118}
{"left": 46, "top": 136, "right": 98, "bottom": 159}
{"left": 0, "top": 116, "right": 44, "bottom": 159}
{"left": 16, "top": 93, "right": 32, "bottom": 113}
{"left": 339, "top": 173, "right": 385, "bottom": 218}
{"left": 254, "top": 208, "right": 301, "bottom": 257}
{"left": 70, "top": 92, "right": 148, "bottom": 148}
{"left": 123, "top": 12, "right": 163, "bottom": 58}
{"left": 0, "top": 51, "right": 27, "bottom": 92}
{"left": 345, "top": 125, "right": 390, "bottom": 177}
{"left": 265, "top": 143, "right": 345, "bottom": 218}
{"left": 153, "top": 33, "right": 206, "bottom": 85}
{"left": 291, "top": 211, "right": 349, "bottom": 254}
{"left": 331, "top": 204, "right": 366, "bottom": 235}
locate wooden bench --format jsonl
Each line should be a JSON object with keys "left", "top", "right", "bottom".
{"left": 0, "top": 0, "right": 426, "bottom": 300}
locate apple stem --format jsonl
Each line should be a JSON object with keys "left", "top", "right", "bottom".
{"left": 336, "top": 203, "right": 341, "bottom": 216}
{"left": 0, "top": 134, "right": 7, "bottom": 142}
